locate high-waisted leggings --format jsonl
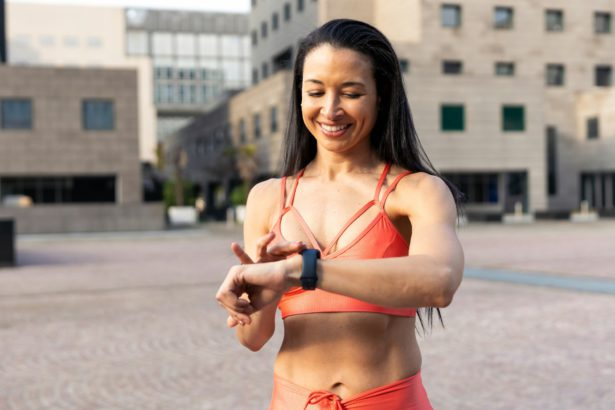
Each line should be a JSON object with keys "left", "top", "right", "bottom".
{"left": 269, "top": 371, "right": 433, "bottom": 410}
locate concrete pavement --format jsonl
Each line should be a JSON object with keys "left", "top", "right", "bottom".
{"left": 0, "top": 221, "right": 613, "bottom": 409}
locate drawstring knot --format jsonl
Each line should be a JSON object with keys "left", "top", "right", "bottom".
{"left": 304, "top": 390, "right": 344, "bottom": 409}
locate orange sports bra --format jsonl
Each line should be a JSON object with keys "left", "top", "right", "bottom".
{"left": 272, "top": 163, "right": 416, "bottom": 319}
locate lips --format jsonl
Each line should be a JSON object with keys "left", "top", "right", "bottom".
{"left": 318, "top": 122, "right": 351, "bottom": 137}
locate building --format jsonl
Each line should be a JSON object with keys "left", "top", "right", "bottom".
{"left": 180, "top": 0, "right": 615, "bottom": 219}
{"left": 0, "top": 65, "right": 164, "bottom": 233}
{"left": 7, "top": 2, "right": 251, "bottom": 164}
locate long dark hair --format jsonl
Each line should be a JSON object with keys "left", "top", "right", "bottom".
{"left": 281, "top": 19, "right": 464, "bottom": 330}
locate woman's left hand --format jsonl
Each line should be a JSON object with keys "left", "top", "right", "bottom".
{"left": 216, "top": 255, "right": 302, "bottom": 326}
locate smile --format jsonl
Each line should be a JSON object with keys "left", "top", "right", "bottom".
{"left": 318, "top": 122, "right": 352, "bottom": 136}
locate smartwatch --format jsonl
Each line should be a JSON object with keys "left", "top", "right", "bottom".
{"left": 299, "top": 249, "right": 320, "bottom": 290}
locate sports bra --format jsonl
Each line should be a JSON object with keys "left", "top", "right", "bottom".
{"left": 272, "top": 163, "right": 416, "bottom": 319}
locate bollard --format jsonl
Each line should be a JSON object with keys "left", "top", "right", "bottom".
{"left": 0, "top": 218, "right": 16, "bottom": 267}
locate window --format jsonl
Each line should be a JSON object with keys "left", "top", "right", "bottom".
{"left": 251, "top": 30, "right": 258, "bottom": 46}
{"left": 239, "top": 118, "right": 246, "bottom": 144}
{"left": 297, "top": 0, "right": 304, "bottom": 12}
{"left": 595, "top": 65, "right": 612, "bottom": 86}
{"left": 273, "top": 47, "right": 293, "bottom": 72}
{"left": 261, "top": 22, "right": 268, "bottom": 39}
{"left": 253, "top": 113, "right": 261, "bottom": 139}
{"left": 126, "top": 31, "right": 147, "bottom": 55}
{"left": 502, "top": 105, "right": 525, "bottom": 132}
{"left": 0, "top": 176, "right": 116, "bottom": 204}
{"left": 441, "top": 4, "right": 461, "bottom": 28}
{"left": 546, "top": 64, "right": 565, "bottom": 86}
{"left": 252, "top": 68, "right": 259, "bottom": 85}
{"left": 494, "top": 7, "right": 514, "bottom": 29}
{"left": 83, "top": 100, "right": 114, "bottom": 131}
{"left": 399, "top": 59, "right": 410, "bottom": 73}
{"left": 1, "top": 99, "right": 32, "bottom": 129}
{"left": 262, "top": 62, "right": 269, "bottom": 79}
{"left": 199, "top": 34, "right": 218, "bottom": 56}
{"left": 587, "top": 117, "right": 599, "bottom": 139}
{"left": 272, "top": 13, "right": 279, "bottom": 30}
{"left": 546, "top": 127, "right": 558, "bottom": 196}
{"left": 176, "top": 34, "right": 196, "bottom": 56}
{"left": 545, "top": 9, "right": 564, "bottom": 32}
{"left": 151, "top": 33, "right": 173, "bottom": 56}
{"left": 595, "top": 12, "right": 612, "bottom": 34}
{"left": 495, "top": 62, "right": 514, "bottom": 76}
{"left": 441, "top": 104, "right": 465, "bottom": 131}
{"left": 284, "top": 3, "right": 291, "bottom": 21}
{"left": 251, "top": 0, "right": 257, "bottom": 7}
{"left": 270, "top": 105, "right": 278, "bottom": 133}
{"left": 442, "top": 60, "right": 462, "bottom": 74}
{"left": 441, "top": 173, "right": 499, "bottom": 204}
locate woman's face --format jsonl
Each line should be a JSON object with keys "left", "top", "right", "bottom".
{"left": 301, "top": 44, "right": 378, "bottom": 155}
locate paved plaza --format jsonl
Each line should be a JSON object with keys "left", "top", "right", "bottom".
{"left": 0, "top": 221, "right": 614, "bottom": 409}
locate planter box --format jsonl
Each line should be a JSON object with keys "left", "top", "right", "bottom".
{"left": 168, "top": 206, "right": 198, "bottom": 226}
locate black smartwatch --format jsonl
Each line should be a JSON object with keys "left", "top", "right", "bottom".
{"left": 299, "top": 249, "right": 320, "bottom": 290}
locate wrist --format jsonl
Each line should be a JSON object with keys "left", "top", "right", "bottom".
{"left": 282, "top": 254, "right": 303, "bottom": 288}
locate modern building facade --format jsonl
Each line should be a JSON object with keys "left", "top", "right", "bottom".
{"left": 180, "top": 0, "right": 615, "bottom": 219}
{"left": 0, "top": 65, "right": 164, "bottom": 233}
{"left": 6, "top": 2, "right": 251, "bottom": 164}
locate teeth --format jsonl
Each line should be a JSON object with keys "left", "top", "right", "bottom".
{"left": 320, "top": 123, "right": 349, "bottom": 132}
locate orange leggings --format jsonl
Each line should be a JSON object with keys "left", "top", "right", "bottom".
{"left": 269, "top": 371, "right": 433, "bottom": 410}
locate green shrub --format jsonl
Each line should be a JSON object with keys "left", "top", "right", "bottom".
{"left": 163, "top": 180, "right": 195, "bottom": 208}
{"left": 230, "top": 183, "right": 249, "bottom": 206}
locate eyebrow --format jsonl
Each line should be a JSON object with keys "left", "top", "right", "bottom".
{"left": 304, "top": 79, "right": 366, "bottom": 88}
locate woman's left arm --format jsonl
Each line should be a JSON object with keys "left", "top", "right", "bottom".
{"left": 313, "top": 174, "right": 464, "bottom": 308}
{"left": 217, "top": 174, "right": 464, "bottom": 314}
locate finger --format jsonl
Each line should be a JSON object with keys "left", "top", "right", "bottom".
{"left": 227, "top": 315, "right": 239, "bottom": 327}
{"left": 268, "top": 241, "right": 306, "bottom": 256}
{"left": 231, "top": 242, "right": 253, "bottom": 264}
{"left": 256, "top": 232, "right": 276, "bottom": 260}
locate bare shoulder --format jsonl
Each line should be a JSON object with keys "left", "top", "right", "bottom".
{"left": 246, "top": 178, "right": 283, "bottom": 231}
{"left": 389, "top": 168, "right": 457, "bottom": 224}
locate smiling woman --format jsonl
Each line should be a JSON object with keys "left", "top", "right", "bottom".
{"left": 216, "top": 19, "right": 465, "bottom": 410}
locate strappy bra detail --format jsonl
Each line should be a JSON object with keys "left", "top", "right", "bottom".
{"left": 272, "top": 163, "right": 416, "bottom": 319}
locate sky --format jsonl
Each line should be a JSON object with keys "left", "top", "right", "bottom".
{"left": 8, "top": 0, "right": 250, "bottom": 13}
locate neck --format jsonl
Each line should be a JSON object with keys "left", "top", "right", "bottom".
{"left": 309, "top": 143, "right": 380, "bottom": 180}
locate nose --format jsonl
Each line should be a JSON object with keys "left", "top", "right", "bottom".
{"left": 321, "top": 94, "right": 342, "bottom": 120}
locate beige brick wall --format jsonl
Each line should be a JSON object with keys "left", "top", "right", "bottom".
{"left": 0, "top": 66, "right": 141, "bottom": 205}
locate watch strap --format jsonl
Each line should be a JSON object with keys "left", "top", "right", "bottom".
{"left": 299, "top": 249, "right": 320, "bottom": 290}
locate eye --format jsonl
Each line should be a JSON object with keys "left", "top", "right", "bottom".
{"left": 344, "top": 93, "right": 362, "bottom": 99}
{"left": 307, "top": 91, "right": 324, "bottom": 97}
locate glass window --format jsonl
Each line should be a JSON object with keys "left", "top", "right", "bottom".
{"left": 595, "top": 65, "right": 612, "bottom": 86}
{"left": 152, "top": 33, "right": 173, "bottom": 56}
{"left": 442, "top": 60, "right": 462, "bottom": 74}
{"left": 272, "top": 12, "right": 279, "bottom": 30}
{"left": 546, "top": 126, "right": 558, "bottom": 196}
{"left": 253, "top": 113, "right": 261, "bottom": 139}
{"left": 494, "top": 7, "right": 514, "bottom": 29}
{"left": 587, "top": 117, "right": 599, "bottom": 139}
{"left": 251, "top": 30, "right": 258, "bottom": 46}
{"left": 1, "top": 99, "right": 33, "bottom": 129}
{"left": 546, "top": 64, "right": 565, "bottom": 86}
{"left": 595, "top": 12, "right": 612, "bottom": 34}
{"left": 441, "top": 4, "right": 461, "bottom": 28}
{"left": 199, "top": 34, "right": 218, "bottom": 56}
{"left": 262, "top": 62, "right": 269, "bottom": 79}
{"left": 87, "top": 37, "right": 102, "bottom": 48}
{"left": 239, "top": 119, "right": 246, "bottom": 144}
{"left": 495, "top": 62, "right": 514, "bottom": 76}
{"left": 221, "top": 35, "right": 242, "bottom": 58}
{"left": 399, "top": 59, "right": 410, "bottom": 73}
{"left": 83, "top": 100, "right": 114, "bottom": 130}
{"left": 0, "top": 176, "right": 115, "bottom": 204}
{"left": 261, "top": 22, "right": 268, "bottom": 39}
{"left": 502, "top": 105, "right": 525, "bottom": 132}
{"left": 284, "top": 3, "right": 291, "bottom": 21}
{"left": 176, "top": 34, "right": 196, "bottom": 56}
{"left": 270, "top": 105, "right": 278, "bottom": 133}
{"left": 127, "top": 31, "right": 148, "bottom": 55}
{"left": 545, "top": 9, "right": 564, "bottom": 32}
{"left": 252, "top": 68, "right": 259, "bottom": 85}
{"left": 297, "top": 0, "right": 305, "bottom": 12}
{"left": 441, "top": 104, "right": 464, "bottom": 131}
{"left": 222, "top": 59, "right": 242, "bottom": 83}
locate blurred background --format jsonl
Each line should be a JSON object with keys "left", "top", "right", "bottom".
{"left": 0, "top": 0, "right": 614, "bottom": 409}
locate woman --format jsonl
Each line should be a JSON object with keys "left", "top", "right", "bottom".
{"left": 216, "top": 19, "right": 464, "bottom": 409}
